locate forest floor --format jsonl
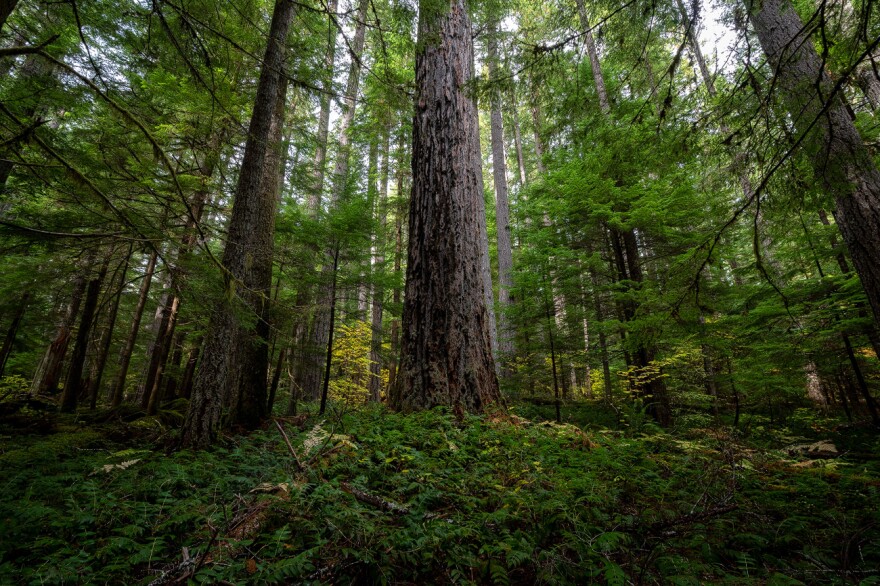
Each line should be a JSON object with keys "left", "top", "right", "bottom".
{"left": 0, "top": 398, "right": 879, "bottom": 585}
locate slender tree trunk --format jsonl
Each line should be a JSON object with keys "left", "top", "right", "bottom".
{"left": 110, "top": 249, "right": 156, "bottom": 407}
{"left": 528, "top": 72, "right": 547, "bottom": 174}
{"left": 368, "top": 132, "right": 391, "bottom": 402}
{"left": 61, "top": 254, "right": 111, "bottom": 412}
{"left": 386, "top": 148, "right": 407, "bottom": 395}
{"left": 0, "top": 291, "right": 28, "bottom": 378}
{"left": 287, "top": 0, "right": 338, "bottom": 413}
{"left": 88, "top": 248, "right": 131, "bottom": 409}
{"left": 181, "top": 0, "right": 295, "bottom": 449}
{"left": 590, "top": 268, "right": 613, "bottom": 402}
{"left": 508, "top": 88, "right": 528, "bottom": 187}
{"left": 487, "top": 19, "right": 516, "bottom": 363}
{"left": 319, "top": 247, "right": 340, "bottom": 415}
{"left": 389, "top": 0, "right": 500, "bottom": 412}
{"left": 576, "top": 0, "right": 610, "bottom": 114}
{"left": 179, "top": 341, "right": 200, "bottom": 399}
{"left": 302, "top": 0, "right": 369, "bottom": 402}
{"left": 747, "top": 0, "right": 880, "bottom": 327}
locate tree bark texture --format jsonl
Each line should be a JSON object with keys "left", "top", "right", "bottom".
{"left": 389, "top": 0, "right": 500, "bottom": 412}
{"left": 747, "top": 0, "right": 880, "bottom": 327}
{"left": 181, "top": 0, "right": 295, "bottom": 449}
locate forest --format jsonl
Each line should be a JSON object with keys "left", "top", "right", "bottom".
{"left": 0, "top": 0, "right": 879, "bottom": 582}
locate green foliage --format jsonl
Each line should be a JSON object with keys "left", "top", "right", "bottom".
{"left": 2, "top": 405, "right": 878, "bottom": 584}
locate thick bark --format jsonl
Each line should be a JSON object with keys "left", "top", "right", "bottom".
{"left": 857, "top": 62, "right": 880, "bottom": 110}
{"left": 0, "top": 291, "right": 28, "bottom": 378}
{"left": 60, "top": 255, "right": 110, "bottom": 412}
{"left": 302, "top": 0, "right": 369, "bottom": 401}
{"left": 747, "top": 0, "right": 880, "bottom": 327}
{"left": 389, "top": 0, "right": 500, "bottom": 412}
{"left": 110, "top": 250, "right": 156, "bottom": 407}
{"left": 487, "top": 19, "right": 516, "bottom": 361}
{"left": 181, "top": 0, "right": 295, "bottom": 449}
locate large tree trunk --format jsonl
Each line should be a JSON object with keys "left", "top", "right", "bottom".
{"left": 180, "top": 0, "right": 295, "bottom": 449}
{"left": 109, "top": 249, "right": 157, "bottom": 407}
{"left": 747, "top": 0, "right": 880, "bottom": 327}
{"left": 301, "top": 0, "right": 369, "bottom": 402}
{"left": 389, "top": 0, "right": 501, "bottom": 412}
{"left": 487, "top": 19, "right": 516, "bottom": 362}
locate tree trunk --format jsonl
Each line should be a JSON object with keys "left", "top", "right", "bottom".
{"left": 487, "top": 18, "right": 516, "bottom": 362}
{"left": 302, "top": 0, "right": 369, "bottom": 402}
{"left": 181, "top": 0, "right": 295, "bottom": 449}
{"left": 110, "top": 249, "right": 157, "bottom": 407}
{"left": 287, "top": 0, "right": 338, "bottom": 413}
{"left": 508, "top": 88, "right": 528, "bottom": 186}
{"left": 60, "top": 254, "right": 110, "bottom": 412}
{"left": 88, "top": 248, "right": 131, "bottom": 409}
{"left": 747, "top": 0, "right": 880, "bottom": 328}
{"left": 389, "top": 0, "right": 501, "bottom": 412}
{"left": 528, "top": 72, "right": 547, "bottom": 174}
{"left": 386, "top": 146, "right": 407, "bottom": 396}
{"left": 576, "top": 0, "right": 610, "bottom": 113}
{"left": 368, "top": 132, "right": 391, "bottom": 402}
{"left": 32, "top": 265, "right": 88, "bottom": 396}
{"left": 0, "top": 291, "right": 28, "bottom": 378}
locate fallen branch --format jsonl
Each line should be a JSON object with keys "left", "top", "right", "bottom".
{"left": 273, "top": 418, "right": 304, "bottom": 471}
{"left": 646, "top": 503, "right": 738, "bottom": 537}
{"left": 340, "top": 482, "right": 454, "bottom": 524}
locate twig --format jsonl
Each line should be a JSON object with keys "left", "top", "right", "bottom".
{"left": 273, "top": 418, "right": 304, "bottom": 471}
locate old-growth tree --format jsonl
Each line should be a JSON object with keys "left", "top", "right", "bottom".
{"left": 389, "top": 0, "right": 501, "bottom": 412}
{"left": 180, "top": 0, "right": 295, "bottom": 449}
{"left": 746, "top": 0, "right": 880, "bottom": 327}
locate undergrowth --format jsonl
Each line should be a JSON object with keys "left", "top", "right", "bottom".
{"left": 0, "top": 402, "right": 878, "bottom": 584}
